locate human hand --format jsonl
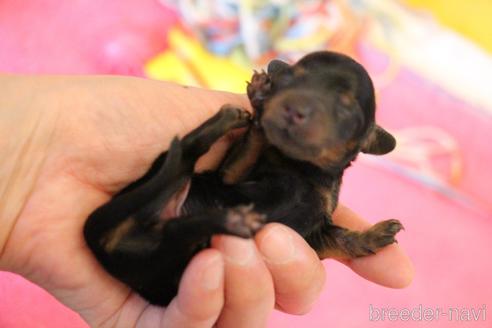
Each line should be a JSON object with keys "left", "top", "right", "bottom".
{"left": 0, "top": 75, "right": 413, "bottom": 327}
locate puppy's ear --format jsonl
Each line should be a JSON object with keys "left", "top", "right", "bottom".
{"left": 361, "top": 125, "right": 396, "bottom": 155}
{"left": 267, "top": 59, "right": 290, "bottom": 74}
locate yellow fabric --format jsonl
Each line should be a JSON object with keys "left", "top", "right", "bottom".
{"left": 145, "top": 29, "right": 251, "bottom": 92}
{"left": 404, "top": 0, "right": 492, "bottom": 53}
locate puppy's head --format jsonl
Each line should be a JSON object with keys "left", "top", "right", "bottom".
{"left": 259, "top": 51, "right": 396, "bottom": 170}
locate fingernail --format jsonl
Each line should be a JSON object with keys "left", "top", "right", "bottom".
{"left": 259, "top": 225, "right": 296, "bottom": 264}
{"left": 219, "top": 237, "right": 255, "bottom": 266}
{"left": 201, "top": 253, "right": 224, "bottom": 291}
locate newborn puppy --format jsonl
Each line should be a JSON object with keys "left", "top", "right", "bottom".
{"left": 84, "top": 51, "right": 403, "bottom": 306}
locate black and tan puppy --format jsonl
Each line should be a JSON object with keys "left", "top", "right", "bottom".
{"left": 84, "top": 51, "right": 403, "bottom": 306}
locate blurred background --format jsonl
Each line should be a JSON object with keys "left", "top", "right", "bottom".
{"left": 1, "top": 0, "right": 491, "bottom": 327}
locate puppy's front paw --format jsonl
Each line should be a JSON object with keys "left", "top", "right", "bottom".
{"left": 362, "top": 219, "right": 404, "bottom": 253}
{"left": 225, "top": 204, "right": 266, "bottom": 238}
{"left": 219, "top": 105, "right": 252, "bottom": 129}
{"left": 247, "top": 70, "right": 272, "bottom": 108}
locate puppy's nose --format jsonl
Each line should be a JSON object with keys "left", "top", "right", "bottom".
{"left": 283, "top": 105, "right": 311, "bottom": 125}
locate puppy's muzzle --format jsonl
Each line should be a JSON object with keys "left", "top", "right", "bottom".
{"left": 262, "top": 90, "right": 333, "bottom": 141}
{"left": 259, "top": 89, "right": 339, "bottom": 162}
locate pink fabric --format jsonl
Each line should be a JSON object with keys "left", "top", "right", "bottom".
{"left": 0, "top": 272, "right": 87, "bottom": 328}
{"left": 0, "top": 1, "right": 490, "bottom": 327}
{"left": 362, "top": 46, "right": 492, "bottom": 210}
{"left": 0, "top": 0, "right": 175, "bottom": 75}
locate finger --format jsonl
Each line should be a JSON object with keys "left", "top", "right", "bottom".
{"left": 332, "top": 205, "right": 414, "bottom": 288}
{"left": 159, "top": 249, "right": 225, "bottom": 328}
{"left": 255, "top": 223, "right": 326, "bottom": 315}
{"left": 211, "top": 236, "right": 275, "bottom": 328}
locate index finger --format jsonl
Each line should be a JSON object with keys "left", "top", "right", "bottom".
{"left": 332, "top": 205, "right": 414, "bottom": 288}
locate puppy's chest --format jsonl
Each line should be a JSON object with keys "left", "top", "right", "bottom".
{"left": 319, "top": 177, "right": 341, "bottom": 215}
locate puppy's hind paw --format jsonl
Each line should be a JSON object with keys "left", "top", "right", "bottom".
{"left": 225, "top": 204, "right": 267, "bottom": 238}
